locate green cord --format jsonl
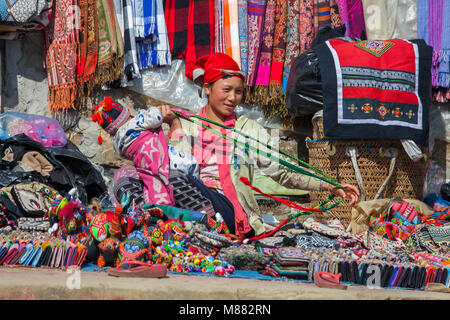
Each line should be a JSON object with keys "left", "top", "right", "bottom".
{"left": 173, "top": 110, "right": 343, "bottom": 190}
{"left": 184, "top": 112, "right": 339, "bottom": 185}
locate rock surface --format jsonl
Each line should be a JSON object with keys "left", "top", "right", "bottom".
{"left": 0, "top": 267, "right": 449, "bottom": 300}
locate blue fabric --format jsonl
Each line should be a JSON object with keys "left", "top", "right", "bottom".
{"left": 136, "top": 0, "right": 158, "bottom": 68}
{"left": 143, "top": 0, "right": 156, "bottom": 38}
{"left": 417, "top": 0, "right": 428, "bottom": 48}
{"left": 439, "top": 0, "right": 450, "bottom": 87}
{"left": 81, "top": 262, "right": 109, "bottom": 272}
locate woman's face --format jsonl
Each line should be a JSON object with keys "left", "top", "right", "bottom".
{"left": 204, "top": 76, "right": 244, "bottom": 119}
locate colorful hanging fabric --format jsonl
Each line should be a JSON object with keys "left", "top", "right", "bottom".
{"left": 314, "top": 0, "right": 331, "bottom": 32}
{"left": 164, "top": 0, "right": 214, "bottom": 78}
{"left": 185, "top": 0, "right": 215, "bottom": 79}
{"left": 267, "top": 0, "right": 287, "bottom": 103}
{"left": 345, "top": 0, "right": 366, "bottom": 39}
{"left": 132, "top": 0, "right": 146, "bottom": 38}
{"left": 215, "top": 0, "right": 226, "bottom": 53}
{"left": 92, "top": 0, "right": 124, "bottom": 86}
{"left": 282, "top": 0, "right": 300, "bottom": 93}
{"left": 329, "top": 0, "right": 342, "bottom": 28}
{"left": 253, "top": 0, "right": 276, "bottom": 104}
{"left": 246, "top": 0, "right": 267, "bottom": 87}
{"left": 121, "top": 0, "right": 141, "bottom": 81}
{"left": 135, "top": 0, "right": 157, "bottom": 68}
{"left": 299, "top": 0, "right": 315, "bottom": 54}
{"left": 45, "top": 0, "right": 78, "bottom": 112}
{"left": 164, "top": 0, "right": 189, "bottom": 58}
{"left": 223, "top": 0, "right": 241, "bottom": 68}
{"left": 76, "top": 0, "right": 98, "bottom": 97}
{"left": 417, "top": 0, "right": 450, "bottom": 89}
{"left": 335, "top": 0, "right": 348, "bottom": 32}
{"left": 136, "top": 0, "right": 171, "bottom": 68}
{"left": 153, "top": 0, "right": 172, "bottom": 66}
{"left": 237, "top": 0, "right": 248, "bottom": 76}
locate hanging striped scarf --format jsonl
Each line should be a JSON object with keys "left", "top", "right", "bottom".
{"left": 299, "top": 0, "right": 315, "bottom": 54}
{"left": 121, "top": 0, "right": 141, "bottom": 81}
{"left": 135, "top": 0, "right": 154, "bottom": 68}
{"left": 136, "top": 0, "right": 171, "bottom": 68}
{"left": 133, "top": 0, "right": 146, "bottom": 38}
{"left": 418, "top": 0, "right": 450, "bottom": 88}
{"left": 253, "top": 0, "right": 276, "bottom": 105}
{"left": 314, "top": 0, "right": 331, "bottom": 32}
{"left": 185, "top": 0, "right": 215, "bottom": 79}
{"left": 164, "top": 0, "right": 214, "bottom": 78}
{"left": 92, "top": 0, "right": 124, "bottom": 86}
{"left": 76, "top": 0, "right": 98, "bottom": 98}
{"left": 246, "top": 0, "right": 266, "bottom": 87}
{"left": 154, "top": 0, "right": 172, "bottom": 66}
{"left": 237, "top": 0, "right": 248, "bottom": 76}
{"left": 267, "top": 0, "right": 287, "bottom": 103}
{"left": 223, "top": 0, "right": 241, "bottom": 68}
{"left": 164, "top": 0, "right": 189, "bottom": 58}
{"left": 45, "top": 0, "right": 78, "bottom": 112}
{"left": 282, "top": 0, "right": 300, "bottom": 94}
{"left": 215, "top": 0, "right": 226, "bottom": 53}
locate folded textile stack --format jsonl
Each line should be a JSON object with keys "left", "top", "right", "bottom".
{"left": 17, "top": 217, "right": 50, "bottom": 233}
{"left": 264, "top": 248, "right": 310, "bottom": 280}
{"left": 217, "top": 245, "right": 270, "bottom": 271}
{"left": 187, "top": 230, "right": 234, "bottom": 256}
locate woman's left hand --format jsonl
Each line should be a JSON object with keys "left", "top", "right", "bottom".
{"left": 158, "top": 104, "right": 178, "bottom": 125}
{"left": 328, "top": 183, "right": 360, "bottom": 207}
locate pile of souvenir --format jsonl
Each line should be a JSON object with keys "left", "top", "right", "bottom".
{"left": 0, "top": 186, "right": 239, "bottom": 276}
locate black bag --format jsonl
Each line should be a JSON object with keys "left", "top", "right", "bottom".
{"left": 286, "top": 26, "right": 356, "bottom": 117}
{"left": 285, "top": 50, "right": 323, "bottom": 117}
{"left": 0, "top": 134, "right": 106, "bottom": 204}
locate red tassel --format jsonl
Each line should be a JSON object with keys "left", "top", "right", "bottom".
{"left": 104, "top": 96, "right": 113, "bottom": 111}
{"left": 98, "top": 136, "right": 103, "bottom": 145}
{"left": 91, "top": 113, "right": 99, "bottom": 122}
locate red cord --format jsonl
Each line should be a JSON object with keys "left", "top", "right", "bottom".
{"left": 240, "top": 177, "right": 322, "bottom": 212}
{"left": 239, "top": 177, "right": 323, "bottom": 243}
{"left": 245, "top": 217, "right": 290, "bottom": 243}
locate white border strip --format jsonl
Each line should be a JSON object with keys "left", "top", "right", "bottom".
{"left": 325, "top": 41, "right": 343, "bottom": 121}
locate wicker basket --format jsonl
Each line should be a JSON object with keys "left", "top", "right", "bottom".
{"left": 306, "top": 116, "right": 427, "bottom": 228}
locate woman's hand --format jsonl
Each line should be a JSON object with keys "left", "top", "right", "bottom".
{"left": 322, "top": 182, "right": 360, "bottom": 207}
{"left": 157, "top": 104, "right": 182, "bottom": 135}
{"left": 158, "top": 105, "right": 177, "bottom": 125}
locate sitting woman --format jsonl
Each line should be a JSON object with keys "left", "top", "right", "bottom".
{"left": 159, "top": 53, "right": 360, "bottom": 238}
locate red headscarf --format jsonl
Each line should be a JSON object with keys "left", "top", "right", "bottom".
{"left": 188, "top": 53, "right": 245, "bottom": 92}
